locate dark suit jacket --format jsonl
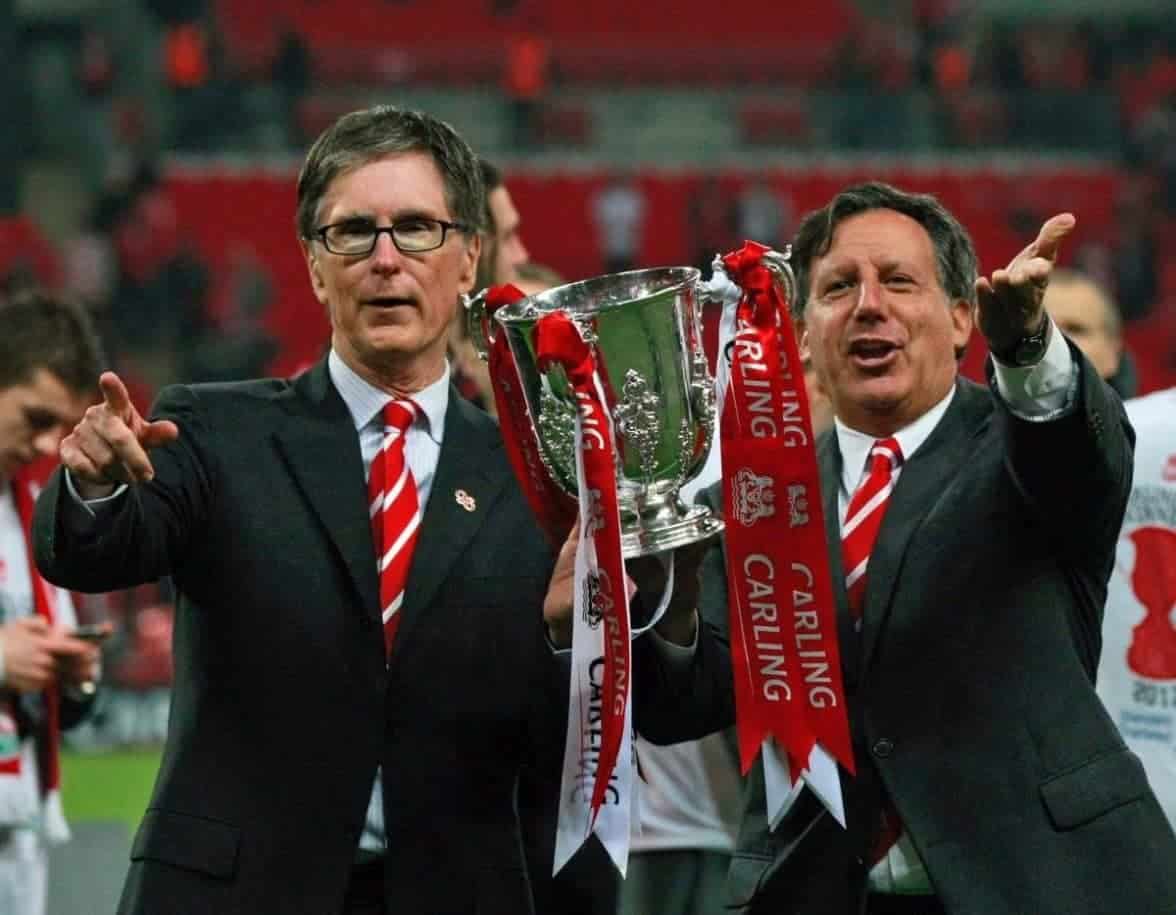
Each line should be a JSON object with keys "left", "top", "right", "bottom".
{"left": 640, "top": 351, "right": 1176, "bottom": 915}
{"left": 33, "top": 360, "right": 573, "bottom": 915}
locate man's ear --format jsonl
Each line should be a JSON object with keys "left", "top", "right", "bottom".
{"left": 457, "top": 232, "right": 482, "bottom": 295}
{"left": 796, "top": 318, "right": 810, "bottom": 361}
{"left": 951, "top": 297, "right": 974, "bottom": 361}
{"left": 301, "top": 238, "right": 328, "bottom": 306}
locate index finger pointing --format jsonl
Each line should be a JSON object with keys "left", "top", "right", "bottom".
{"left": 1030, "top": 213, "right": 1076, "bottom": 264}
{"left": 98, "top": 372, "right": 134, "bottom": 418}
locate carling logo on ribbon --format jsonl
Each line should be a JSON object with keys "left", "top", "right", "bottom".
{"left": 482, "top": 284, "right": 578, "bottom": 550}
{"left": 534, "top": 311, "right": 636, "bottom": 878}
{"left": 716, "top": 242, "right": 854, "bottom": 831}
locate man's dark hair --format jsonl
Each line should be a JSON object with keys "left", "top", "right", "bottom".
{"left": 790, "top": 181, "right": 979, "bottom": 322}
{"left": 296, "top": 106, "right": 485, "bottom": 241}
{"left": 0, "top": 290, "right": 104, "bottom": 394}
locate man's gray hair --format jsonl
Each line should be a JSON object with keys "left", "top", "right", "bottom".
{"left": 296, "top": 106, "right": 485, "bottom": 241}
{"left": 789, "top": 181, "right": 979, "bottom": 320}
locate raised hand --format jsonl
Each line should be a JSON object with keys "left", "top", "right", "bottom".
{"left": 975, "top": 213, "right": 1076, "bottom": 355}
{"left": 59, "top": 371, "right": 179, "bottom": 498}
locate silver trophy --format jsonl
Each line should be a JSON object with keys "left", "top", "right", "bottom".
{"left": 470, "top": 267, "right": 724, "bottom": 557}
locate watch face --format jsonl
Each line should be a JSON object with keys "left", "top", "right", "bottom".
{"left": 1014, "top": 329, "right": 1049, "bottom": 365}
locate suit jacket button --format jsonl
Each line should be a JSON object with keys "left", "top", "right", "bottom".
{"left": 872, "top": 738, "right": 894, "bottom": 758}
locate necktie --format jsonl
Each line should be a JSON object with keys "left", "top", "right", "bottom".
{"left": 839, "top": 437, "right": 904, "bottom": 864}
{"left": 841, "top": 438, "right": 903, "bottom": 622}
{"left": 368, "top": 401, "right": 420, "bottom": 659}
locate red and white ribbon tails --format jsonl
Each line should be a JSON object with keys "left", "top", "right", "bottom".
{"left": 535, "top": 311, "right": 635, "bottom": 877}
{"left": 482, "top": 284, "right": 578, "bottom": 549}
{"left": 716, "top": 242, "right": 854, "bottom": 829}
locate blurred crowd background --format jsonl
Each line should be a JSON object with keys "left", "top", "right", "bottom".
{"left": 0, "top": 0, "right": 1172, "bottom": 905}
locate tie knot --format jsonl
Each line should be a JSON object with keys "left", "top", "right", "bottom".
{"left": 382, "top": 400, "right": 416, "bottom": 434}
{"left": 869, "top": 437, "right": 903, "bottom": 472}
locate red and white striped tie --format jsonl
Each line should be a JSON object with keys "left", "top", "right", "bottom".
{"left": 840, "top": 436, "right": 905, "bottom": 863}
{"left": 841, "top": 437, "right": 903, "bottom": 622}
{"left": 368, "top": 400, "right": 421, "bottom": 658}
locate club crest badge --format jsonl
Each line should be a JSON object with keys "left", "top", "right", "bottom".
{"left": 732, "top": 468, "right": 776, "bottom": 526}
{"left": 581, "top": 569, "right": 614, "bottom": 629}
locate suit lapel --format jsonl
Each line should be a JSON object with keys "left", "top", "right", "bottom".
{"left": 273, "top": 360, "right": 381, "bottom": 625}
{"left": 817, "top": 433, "right": 860, "bottom": 690}
{"left": 388, "top": 392, "right": 514, "bottom": 663}
{"left": 860, "top": 380, "right": 992, "bottom": 670}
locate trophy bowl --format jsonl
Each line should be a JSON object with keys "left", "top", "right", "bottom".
{"left": 493, "top": 266, "right": 724, "bottom": 557}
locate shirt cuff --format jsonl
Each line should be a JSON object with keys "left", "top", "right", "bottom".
{"left": 991, "top": 317, "right": 1077, "bottom": 420}
{"left": 64, "top": 471, "right": 128, "bottom": 521}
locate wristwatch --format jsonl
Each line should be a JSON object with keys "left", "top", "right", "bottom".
{"left": 990, "top": 313, "right": 1053, "bottom": 367}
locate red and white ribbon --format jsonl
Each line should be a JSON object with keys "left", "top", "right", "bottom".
{"left": 482, "top": 284, "right": 578, "bottom": 550}
{"left": 535, "top": 312, "right": 635, "bottom": 876}
{"left": 717, "top": 242, "right": 854, "bottom": 829}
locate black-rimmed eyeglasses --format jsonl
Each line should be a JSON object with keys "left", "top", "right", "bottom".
{"left": 312, "top": 217, "right": 472, "bottom": 256}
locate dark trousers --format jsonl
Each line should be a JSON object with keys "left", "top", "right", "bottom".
{"left": 866, "top": 893, "right": 947, "bottom": 915}
{"left": 342, "top": 857, "right": 386, "bottom": 915}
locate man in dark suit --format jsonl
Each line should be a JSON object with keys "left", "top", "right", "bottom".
{"left": 638, "top": 182, "right": 1176, "bottom": 914}
{"left": 29, "top": 106, "right": 651, "bottom": 915}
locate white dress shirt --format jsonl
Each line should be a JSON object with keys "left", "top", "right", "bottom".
{"left": 327, "top": 350, "right": 449, "bottom": 857}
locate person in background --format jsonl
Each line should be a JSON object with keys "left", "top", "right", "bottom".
{"left": 621, "top": 723, "right": 742, "bottom": 915}
{"left": 451, "top": 158, "right": 532, "bottom": 414}
{"left": 513, "top": 261, "right": 563, "bottom": 298}
{"left": 1042, "top": 267, "right": 1137, "bottom": 399}
{"left": 1096, "top": 383, "right": 1176, "bottom": 831}
{"left": 592, "top": 174, "right": 646, "bottom": 275}
{"left": 0, "top": 290, "right": 106, "bottom": 915}
{"left": 475, "top": 159, "right": 529, "bottom": 291}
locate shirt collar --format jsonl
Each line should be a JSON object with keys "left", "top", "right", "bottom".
{"left": 327, "top": 349, "right": 449, "bottom": 445}
{"left": 834, "top": 383, "right": 956, "bottom": 494}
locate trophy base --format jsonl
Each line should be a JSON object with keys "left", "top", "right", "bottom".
{"left": 620, "top": 504, "right": 724, "bottom": 558}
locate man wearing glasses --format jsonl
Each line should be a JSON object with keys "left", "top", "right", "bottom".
{"left": 29, "top": 106, "right": 617, "bottom": 915}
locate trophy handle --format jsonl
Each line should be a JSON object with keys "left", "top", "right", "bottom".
{"left": 462, "top": 288, "right": 493, "bottom": 361}
{"left": 757, "top": 245, "right": 797, "bottom": 315}
{"left": 682, "top": 272, "right": 724, "bottom": 482}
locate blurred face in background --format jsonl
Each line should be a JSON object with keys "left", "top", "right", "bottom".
{"left": 800, "top": 209, "right": 972, "bottom": 437}
{"left": 1043, "top": 275, "right": 1121, "bottom": 380}
{"left": 303, "top": 152, "right": 479, "bottom": 390}
{"left": 0, "top": 369, "right": 89, "bottom": 480}
{"left": 488, "top": 186, "right": 528, "bottom": 285}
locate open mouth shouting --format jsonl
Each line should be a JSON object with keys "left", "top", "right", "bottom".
{"left": 848, "top": 337, "right": 902, "bottom": 371}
